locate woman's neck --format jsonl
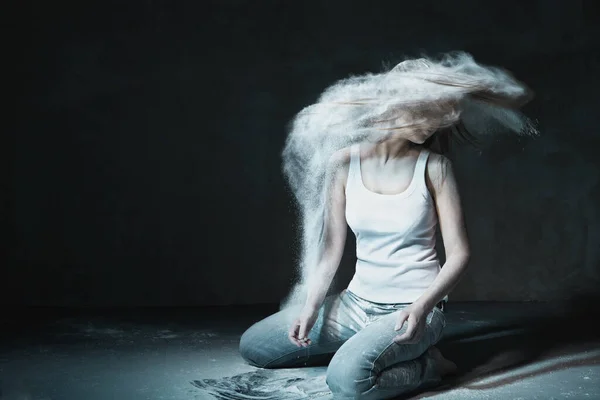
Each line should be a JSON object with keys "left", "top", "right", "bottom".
{"left": 374, "top": 137, "right": 416, "bottom": 162}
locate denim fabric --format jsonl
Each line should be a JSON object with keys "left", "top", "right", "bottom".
{"left": 239, "top": 290, "right": 446, "bottom": 399}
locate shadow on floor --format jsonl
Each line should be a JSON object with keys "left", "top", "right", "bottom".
{"left": 2, "top": 296, "right": 599, "bottom": 399}
{"left": 402, "top": 293, "right": 600, "bottom": 399}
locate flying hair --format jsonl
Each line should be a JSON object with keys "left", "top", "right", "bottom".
{"left": 280, "top": 51, "right": 538, "bottom": 309}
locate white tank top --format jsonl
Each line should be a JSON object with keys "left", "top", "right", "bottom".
{"left": 345, "top": 144, "right": 440, "bottom": 304}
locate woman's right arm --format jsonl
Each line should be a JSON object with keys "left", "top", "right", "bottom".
{"left": 302, "top": 149, "right": 350, "bottom": 312}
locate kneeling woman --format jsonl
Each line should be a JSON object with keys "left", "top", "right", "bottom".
{"left": 239, "top": 54, "right": 535, "bottom": 399}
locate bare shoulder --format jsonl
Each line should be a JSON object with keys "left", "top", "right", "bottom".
{"left": 425, "top": 151, "right": 454, "bottom": 190}
{"left": 427, "top": 152, "right": 452, "bottom": 175}
{"left": 328, "top": 147, "right": 352, "bottom": 167}
{"left": 328, "top": 147, "right": 352, "bottom": 188}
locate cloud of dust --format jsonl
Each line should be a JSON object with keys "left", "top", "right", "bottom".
{"left": 280, "top": 51, "right": 538, "bottom": 310}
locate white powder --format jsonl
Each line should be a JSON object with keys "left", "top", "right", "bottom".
{"left": 280, "top": 51, "right": 537, "bottom": 310}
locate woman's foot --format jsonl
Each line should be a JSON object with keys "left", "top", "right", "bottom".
{"left": 427, "top": 346, "right": 458, "bottom": 377}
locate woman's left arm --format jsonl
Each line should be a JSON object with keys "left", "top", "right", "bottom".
{"left": 415, "top": 154, "right": 471, "bottom": 312}
{"left": 394, "top": 154, "right": 470, "bottom": 342}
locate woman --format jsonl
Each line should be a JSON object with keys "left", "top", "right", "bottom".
{"left": 239, "top": 53, "right": 536, "bottom": 399}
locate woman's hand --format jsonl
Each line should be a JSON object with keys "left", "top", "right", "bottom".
{"left": 288, "top": 306, "right": 319, "bottom": 347}
{"left": 393, "top": 303, "right": 429, "bottom": 344}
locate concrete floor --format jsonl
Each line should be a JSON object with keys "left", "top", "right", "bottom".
{"left": 0, "top": 301, "right": 599, "bottom": 400}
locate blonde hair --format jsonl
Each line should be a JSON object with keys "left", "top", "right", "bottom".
{"left": 280, "top": 52, "right": 537, "bottom": 309}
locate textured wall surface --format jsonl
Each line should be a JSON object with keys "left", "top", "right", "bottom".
{"left": 12, "top": 0, "right": 600, "bottom": 306}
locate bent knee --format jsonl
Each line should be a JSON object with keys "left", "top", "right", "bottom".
{"left": 327, "top": 353, "right": 425, "bottom": 398}
{"left": 239, "top": 324, "right": 269, "bottom": 368}
{"left": 238, "top": 307, "right": 304, "bottom": 369}
{"left": 239, "top": 321, "right": 295, "bottom": 369}
{"left": 326, "top": 356, "right": 373, "bottom": 397}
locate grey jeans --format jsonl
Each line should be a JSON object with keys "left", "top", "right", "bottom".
{"left": 239, "top": 289, "right": 446, "bottom": 399}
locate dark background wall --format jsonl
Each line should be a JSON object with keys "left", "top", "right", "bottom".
{"left": 11, "top": 0, "right": 600, "bottom": 306}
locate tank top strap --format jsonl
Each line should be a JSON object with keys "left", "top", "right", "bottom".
{"left": 344, "top": 144, "right": 360, "bottom": 192}
{"left": 349, "top": 144, "right": 360, "bottom": 177}
{"left": 414, "top": 149, "right": 431, "bottom": 188}
{"left": 350, "top": 144, "right": 359, "bottom": 163}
